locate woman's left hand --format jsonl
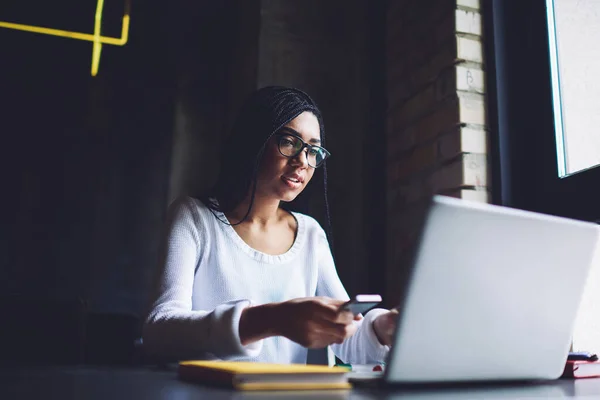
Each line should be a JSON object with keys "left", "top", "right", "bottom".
{"left": 372, "top": 309, "right": 399, "bottom": 346}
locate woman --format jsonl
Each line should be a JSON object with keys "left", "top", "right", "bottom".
{"left": 143, "top": 86, "right": 398, "bottom": 364}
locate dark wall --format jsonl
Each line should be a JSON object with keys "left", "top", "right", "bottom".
{"left": 167, "top": 1, "right": 260, "bottom": 201}
{"left": 168, "top": 0, "right": 388, "bottom": 296}
{"left": 3, "top": 2, "right": 177, "bottom": 315}
{"left": 1, "top": 0, "right": 387, "bottom": 361}
{"left": 257, "top": 0, "right": 387, "bottom": 296}
{"left": 2, "top": 1, "right": 262, "bottom": 316}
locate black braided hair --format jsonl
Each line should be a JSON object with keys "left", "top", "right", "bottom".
{"left": 202, "top": 86, "right": 334, "bottom": 246}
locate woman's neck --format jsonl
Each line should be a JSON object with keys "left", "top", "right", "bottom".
{"left": 226, "top": 194, "right": 282, "bottom": 226}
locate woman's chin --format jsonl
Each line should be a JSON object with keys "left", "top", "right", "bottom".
{"left": 280, "top": 193, "right": 300, "bottom": 202}
{"left": 277, "top": 189, "right": 303, "bottom": 203}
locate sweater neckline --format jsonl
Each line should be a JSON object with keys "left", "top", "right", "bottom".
{"left": 213, "top": 208, "right": 306, "bottom": 264}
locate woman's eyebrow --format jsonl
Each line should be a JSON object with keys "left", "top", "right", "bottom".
{"left": 279, "top": 126, "right": 321, "bottom": 144}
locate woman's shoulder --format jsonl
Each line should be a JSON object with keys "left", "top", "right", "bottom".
{"left": 167, "top": 196, "right": 216, "bottom": 224}
{"left": 290, "top": 210, "right": 327, "bottom": 238}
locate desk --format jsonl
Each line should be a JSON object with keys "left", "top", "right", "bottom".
{"left": 1, "top": 366, "right": 600, "bottom": 399}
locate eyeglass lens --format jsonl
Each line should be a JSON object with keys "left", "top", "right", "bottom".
{"left": 278, "top": 135, "right": 328, "bottom": 167}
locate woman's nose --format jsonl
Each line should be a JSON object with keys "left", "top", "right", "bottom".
{"left": 291, "top": 148, "right": 309, "bottom": 168}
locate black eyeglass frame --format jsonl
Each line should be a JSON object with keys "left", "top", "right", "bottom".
{"left": 273, "top": 132, "right": 331, "bottom": 168}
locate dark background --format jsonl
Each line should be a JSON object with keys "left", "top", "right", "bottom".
{"left": 1, "top": 0, "right": 387, "bottom": 363}
{"left": 4, "top": 0, "right": 586, "bottom": 367}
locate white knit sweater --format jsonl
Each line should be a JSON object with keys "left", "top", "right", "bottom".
{"left": 143, "top": 197, "right": 389, "bottom": 364}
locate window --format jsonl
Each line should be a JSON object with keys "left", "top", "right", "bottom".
{"left": 548, "top": 0, "right": 600, "bottom": 177}
{"left": 485, "top": 0, "right": 600, "bottom": 351}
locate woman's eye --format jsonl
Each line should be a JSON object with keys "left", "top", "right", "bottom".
{"left": 308, "top": 148, "right": 319, "bottom": 156}
{"left": 281, "top": 138, "right": 295, "bottom": 147}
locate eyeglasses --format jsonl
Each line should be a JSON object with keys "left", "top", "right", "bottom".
{"left": 274, "top": 132, "right": 331, "bottom": 168}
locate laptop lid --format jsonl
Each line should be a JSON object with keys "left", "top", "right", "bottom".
{"left": 385, "top": 196, "right": 599, "bottom": 383}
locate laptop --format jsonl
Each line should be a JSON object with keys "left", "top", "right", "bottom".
{"left": 354, "top": 195, "right": 599, "bottom": 384}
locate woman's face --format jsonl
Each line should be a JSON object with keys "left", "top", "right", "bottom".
{"left": 256, "top": 111, "right": 321, "bottom": 202}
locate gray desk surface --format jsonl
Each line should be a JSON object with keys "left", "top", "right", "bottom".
{"left": 1, "top": 366, "right": 600, "bottom": 399}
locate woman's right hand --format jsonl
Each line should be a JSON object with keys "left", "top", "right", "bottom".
{"left": 273, "top": 297, "right": 361, "bottom": 348}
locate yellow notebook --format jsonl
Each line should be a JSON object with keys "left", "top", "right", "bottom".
{"left": 178, "top": 360, "right": 352, "bottom": 391}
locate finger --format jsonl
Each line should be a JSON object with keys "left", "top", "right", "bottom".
{"left": 328, "top": 320, "right": 360, "bottom": 341}
{"left": 314, "top": 319, "right": 352, "bottom": 340}
{"left": 317, "top": 297, "right": 348, "bottom": 309}
{"left": 353, "top": 314, "right": 363, "bottom": 321}
{"left": 341, "top": 323, "right": 358, "bottom": 340}
{"left": 382, "top": 321, "right": 396, "bottom": 336}
{"left": 334, "top": 310, "right": 355, "bottom": 324}
{"left": 319, "top": 296, "right": 347, "bottom": 305}
{"left": 314, "top": 305, "right": 341, "bottom": 321}
{"left": 312, "top": 301, "right": 345, "bottom": 320}
{"left": 311, "top": 327, "right": 346, "bottom": 346}
{"left": 378, "top": 317, "right": 397, "bottom": 344}
{"left": 320, "top": 332, "right": 346, "bottom": 345}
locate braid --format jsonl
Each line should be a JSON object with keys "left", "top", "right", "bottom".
{"left": 322, "top": 161, "right": 335, "bottom": 255}
{"left": 203, "top": 86, "right": 334, "bottom": 251}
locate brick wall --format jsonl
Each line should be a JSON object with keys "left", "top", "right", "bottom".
{"left": 385, "top": 0, "right": 488, "bottom": 304}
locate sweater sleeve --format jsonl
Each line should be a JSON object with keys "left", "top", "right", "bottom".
{"left": 142, "top": 197, "right": 262, "bottom": 360}
{"left": 314, "top": 226, "right": 389, "bottom": 364}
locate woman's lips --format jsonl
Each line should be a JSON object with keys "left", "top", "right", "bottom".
{"left": 281, "top": 175, "right": 302, "bottom": 189}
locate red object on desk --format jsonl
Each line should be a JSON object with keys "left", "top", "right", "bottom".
{"left": 562, "top": 360, "right": 600, "bottom": 379}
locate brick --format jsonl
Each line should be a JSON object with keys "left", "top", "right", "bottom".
{"left": 434, "top": 11, "right": 457, "bottom": 47}
{"left": 442, "top": 188, "right": 489, "bottom": 202}
{"left": 438, "top": 126, "right": 487, "bottom": 160}
{"left": 394, "top": 0, "right": 454, "bottom": 32}
{"left": 387, "top": 231, "right": 412, "bottom": 262}
{"left": 456, "top": 9, "right": 482, "bottom": 36}
{"left": 388, "top": 10, "right": 455, "bottom": 80}
{"left": 387, "top": 201, "right": 429, "bottom": 237}
{"left": 443, "top": 190, "right": 463, "bottom": 200}
{"left": 437, "top": 130, "right": 462, "bottom": 161}
{"left": 387, "top": 181, "right": 427, "bottom": 210}
{"left": 387, "top": 127, "right": 414, "bottom": 157}
{"left": 389, "top": 144, "right": 437, "bottom": 183}
{"left": 456, "top": 65, "right": 485, "bottom": 93}
{"left": 429, "top": 153, "right": 487, "bottom": 191}
{"left": 391, "top": 85, "right": 436, "bottom": 128}
{"left": 387, "top": 37, "right": 456, "bottom": 110}
{"left": 429, "top": 159, "right": 464, "bottom": 191}
{"left": 420, "top": 38, "right": 458, "bottom": 82}
{"left": 384, "top": 0, "right": 492, "bottom": 304}
{"left": 435, "top": 67, "right": 457, "bottom": 101}
{"left": 456, "top": 36, "right": 483, "bottom": 63}
{"left": 461, "top": 127, "right": 487, "bottom": 153}
{"left": 457, "top": 0, "right": 480, "bottom": 10}
{"left": 388, "top": 99, "right": 459, "bottom": 161}
{"left": 460, "top": 189, "right": 489, "bottom": 202}
{"left": 462, "top": 153, "right": 487, "bottom": 187}
{"left": 410, "top": 100, "right": 460, "bottom": 142}
{"left": 386, "top": 77, "right": 414, "bottom": 107}
{"left": 458, "top": 92, "right": 486, "bottom": 125}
